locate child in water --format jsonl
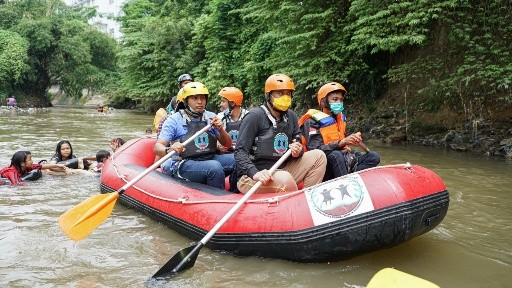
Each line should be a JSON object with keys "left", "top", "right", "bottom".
{"left": 0, "top": 151, "right": 67, "bottom": 186}
{"left": 109, "top": 138, "right": 125, "bottom": 152}
{"left": 145, "top": 128, "right": 153, "bottom": 138}
{"left": 89, "top": 150, "right": 111, "bottom": 173}
{"left": 49, "top": 140, "right": 96, "bottom": 170}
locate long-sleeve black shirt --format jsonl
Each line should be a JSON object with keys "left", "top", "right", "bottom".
{"left": 234, "top": 105, "right": 302, "bottom": 179}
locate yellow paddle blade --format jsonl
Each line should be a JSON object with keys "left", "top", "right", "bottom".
{"left": 367, "top": 268, "right": 440, "bottom": 288}
{"left": 59, "top": 192, "right": 120, "bottom": 241}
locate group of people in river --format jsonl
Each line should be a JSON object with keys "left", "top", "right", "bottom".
{"left": 0, "top": 138, "right": 123, "bottom": 186}
{"left": 2, "top": 73, "right": 381, "bottom": 190}
{"left": 153, "top": 73, "right": 381, "bottom": 193}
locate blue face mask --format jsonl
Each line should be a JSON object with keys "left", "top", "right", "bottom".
{"left": 329, "top": 102, "right": 344, "bottom": 115}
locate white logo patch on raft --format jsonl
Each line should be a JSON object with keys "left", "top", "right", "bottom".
{"left": 305, "top": 173, "right": 374, "bottom": 225}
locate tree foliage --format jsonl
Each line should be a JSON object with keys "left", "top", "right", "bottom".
{"left": 0, "top": 0, "right": 118, "bottom": 103}
{"left": 0, "top": 29, "right": 28, "bottom": 94}
{"left": 112, "top": 0, "right": 511, "bottom": 113}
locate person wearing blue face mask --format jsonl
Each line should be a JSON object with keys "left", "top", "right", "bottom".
{"left": 299, "top": 82, "right": 380, "bottom": 181}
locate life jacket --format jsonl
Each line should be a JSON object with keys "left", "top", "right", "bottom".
{"left": 57, "top": 158, "right": 90, "bottom": 170}
{"left": 178, "top": 110, "right": 217, "bottom": 160}
{"left": 153, "top": 108, "right": 167, "bottom": 133}
{"left": 21, "top": 169, "right": 42, "bottom": 181}
{"left": 58, "top": 158, "right": 79, "bottom": 169}
{"left": 250, "top": 105, "right": 290, "bottom": 161}
{"left": 221, "top": 108, "right": 249, "bottom": 148}
{"left": 298, "top": 109, "right": 347, "bottom": 151}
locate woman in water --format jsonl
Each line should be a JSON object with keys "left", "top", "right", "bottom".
{"left": 49, "top": 140, "right": 95, "bottom": 170}
{"left": 0, "top": 151, "right": 67, "bottom": 186}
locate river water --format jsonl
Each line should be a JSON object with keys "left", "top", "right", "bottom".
{"left": 1, "top": 107, "right": 511, "bottom": 288}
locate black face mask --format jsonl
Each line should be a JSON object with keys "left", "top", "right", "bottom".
{"left": 185, "top": 105, "right": 203, "bottom": 118}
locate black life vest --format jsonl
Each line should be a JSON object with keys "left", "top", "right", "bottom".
{"left": 221, "top": 109, "right": 248, "bottom": 149}
{"left": 178, "top": 110, "right": 217, "bottom": 160}
{"left": 22, "top": 169, "right": 42, "bottom": 181}
{"left": 58, "top": 158, "right": 79, "bottom": 169}
{"left": 250, "top": 105, "right": 290, "bottom": 161}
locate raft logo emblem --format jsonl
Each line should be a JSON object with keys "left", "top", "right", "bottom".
{"left": 305, "top": 174, "right": 374, "bottom": 225}
{"left": 273, "top": 133, "right": 288, "bottom": 154}
{"left": 194, "top": 132, "right": 209, "bottom": 149}
{"left": 228, "top": 130, "right": 239, "bottom": 145}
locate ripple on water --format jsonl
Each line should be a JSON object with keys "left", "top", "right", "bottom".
{"left": 2, "top": 107, "right": 512, "bottom": 287}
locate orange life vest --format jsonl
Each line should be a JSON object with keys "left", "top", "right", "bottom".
{"left": 298, "top": 109, "right": 347, "bottom": 151}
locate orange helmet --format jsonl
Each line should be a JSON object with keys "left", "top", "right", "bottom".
{"left": 218, "top": 87, "right": 243, "bottom": 106}
{"left": 317, "top": 82, "right": 346, "bottom": 106}
{"left": 264, "top": 74, "right": 295, "bottom": 94}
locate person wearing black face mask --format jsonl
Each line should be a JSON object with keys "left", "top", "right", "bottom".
{"left": 299, "top": 82, "right": 380, "bottom": 181}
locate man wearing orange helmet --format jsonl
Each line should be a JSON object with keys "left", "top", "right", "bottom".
{"left": 234, "top": 74, "right": 327, "bottom": 194}
{"left": 154, "top": 82, "right": 236, "bottom": 190}
{"left": 299, "top": 82, "right": 380, "bottom": 180}
{"left": 216, "top": 87, "right": 249, "bottom": 152}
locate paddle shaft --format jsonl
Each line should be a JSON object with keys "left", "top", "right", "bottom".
{"left": 117, "top": 124, "right": 212, "bottom": 195}
{"left": 171, "top": 149, "right": 293, "bottom": 273}
{"left": 358, "top": 141, "right": 370, "bottom": 153}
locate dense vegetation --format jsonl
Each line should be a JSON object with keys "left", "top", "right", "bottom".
{"left": 2, "top": 0, "right": 510, "bottom": 117}
{"left": 114, "top": 0, "right": 511, "bottom": 114}
{"left": 0, "top": 0, "right": 117, "bottom": 103}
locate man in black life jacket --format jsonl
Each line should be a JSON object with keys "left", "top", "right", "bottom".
{"left": 154, "top": 82, "right": 236, "bottom": 190}
{"left": 216, "top": 87, "right": 249, "bottom": 153}
{"left": 234, "top": 74, "right": 327, "bottom": 194}
{"left": 299, "top": 82, "right": 380, "bottom": 180}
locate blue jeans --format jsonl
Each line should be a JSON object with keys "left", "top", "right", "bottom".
{"left": 170, "top": 154, "right": 236, "bottom": 190}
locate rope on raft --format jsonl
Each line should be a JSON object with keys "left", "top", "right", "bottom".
{"left": 110, "top": 138, "right": 413, "bottom": 205}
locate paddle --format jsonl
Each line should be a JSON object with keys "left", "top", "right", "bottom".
{"left": 58, "top": 124, "right": 213, "bottom": 241}
{"left": 151, "top": 148, "right": 293, "bottom": 279}
{"left": 358, "top": 141, "right": 370, "bottom": 153}
{"left": 367, "top": 268, "right": 439, "bottom": 288}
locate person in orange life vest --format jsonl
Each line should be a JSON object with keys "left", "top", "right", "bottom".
{"left": 234, "top": 74, "right": 327, "bottom": 194}
{"left": 154, "top": 82, "right": 236, "bottom": 190}
{"left": 216, "top": 87, "right": 249, "bottom": 153}
{"left": 0, "top": 151, "right": 67, "bottom": 186}
{"left": 299, "top": 82, "right": 380, "bottom": 181}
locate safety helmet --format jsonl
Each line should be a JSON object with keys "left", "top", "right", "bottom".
{"left": 178, "top": 82, "right": 209, "bottom": 103}
{"left": 317, "top": 82, "right": 346, "bottom": 106}
{"left": 264, "top": 74, "right": 295, "bottom": 94}
{"left": 218, "top": 87, "right": 243, "bottom": 106}
{"left": 177, "top": 73, "right": 194, "bottom": 88}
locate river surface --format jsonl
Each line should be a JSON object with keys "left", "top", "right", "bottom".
{"left": 1, "top": 107, "right": 511, "bottom": 288}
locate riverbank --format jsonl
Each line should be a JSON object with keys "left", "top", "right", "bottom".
{"left": 13, "top": 90, "right": 512, "bottom": 159}
{"left": 347, "top": 97, "right": 512, "bottom": 159}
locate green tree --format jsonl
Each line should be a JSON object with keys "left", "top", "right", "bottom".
{"left": 2, "top": 0, "right": 118, "bottom": 104}
{"left": 0, "top": 29, "right": 28, "bottom": 96}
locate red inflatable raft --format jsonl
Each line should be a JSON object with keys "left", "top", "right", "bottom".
{"left": 100, "top": 137, "right": 449, "bottom": 263}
